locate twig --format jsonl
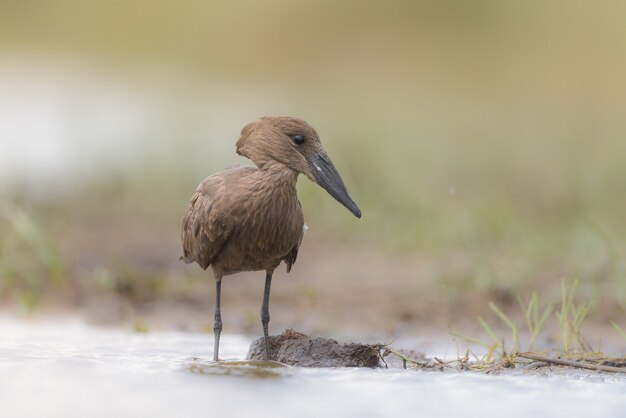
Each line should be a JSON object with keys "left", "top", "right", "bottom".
{"left": 517, "top": 352, "right": 626, "bottom": 374}
{"left": 384, "top": 347, "right": 429, "bottom": 368}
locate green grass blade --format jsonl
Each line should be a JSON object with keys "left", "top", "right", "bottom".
{"left": 489, "top": 302, "right": 518, "bottom": 353}
{"left": 611, "top": 322, "right": 626, "bottom": 340}
{"left": 478, "top": 316, "right": 500, "bottom": 345}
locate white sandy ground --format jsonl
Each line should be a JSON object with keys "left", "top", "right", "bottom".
{"left": 0, "top": 319, "right": 625, "bottom": 418}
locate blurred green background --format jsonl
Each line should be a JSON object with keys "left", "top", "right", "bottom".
{"left": 1, "top": 0, "right": 625, "bottom": 335}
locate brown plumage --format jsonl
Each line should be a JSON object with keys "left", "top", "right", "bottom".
{"left": 181, "top": 116, "right": 361, "bottom": 361}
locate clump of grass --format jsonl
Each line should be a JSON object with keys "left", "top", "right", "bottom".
{"left": 451, "top": 294, "right": 551, "bottom": 361}
{"left": 451, "top": 279, "right": 597, "bottom": 362}
{"left": 394, "top": 281, "right": 626, "bottom": 374}
{"left": 441, "top": 278, "right": 626, "bottom": 375}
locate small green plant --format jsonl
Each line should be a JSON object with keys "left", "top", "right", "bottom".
{"left": 556, "top": 279, "right": 592, "bottom": 352}
{"left": 517, "top": 292, "right": 553, "bottom": 351}
{"left": 451, "top": 279, "right": 594, "bottom": 360}
{"left": 133, "top": 321, "right": 150, "bottom": 333}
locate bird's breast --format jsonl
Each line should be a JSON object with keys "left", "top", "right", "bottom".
{"left": 214, "top": 186, "right": 304, "bottom": 275}
{"left": 241, "top": 191, "right": 303, "bottom": 252}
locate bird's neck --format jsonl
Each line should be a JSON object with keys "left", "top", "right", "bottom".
{"left": 261, "top": 162, "right": 299, "bottom": 190}
{"left": 252, "top": 164, "right": 300, "bottom": 217}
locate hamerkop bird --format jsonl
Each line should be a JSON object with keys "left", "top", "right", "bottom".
{"left": 181, "top": 116, "right": 361, "bottom": 361}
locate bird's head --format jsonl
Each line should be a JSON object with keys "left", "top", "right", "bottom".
{"left": 236, "top": 116, "right": 361, "bottom": 218}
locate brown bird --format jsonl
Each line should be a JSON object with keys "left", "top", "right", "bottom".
{"left": 181, "top": 116, "right": 361, "bottom": 361}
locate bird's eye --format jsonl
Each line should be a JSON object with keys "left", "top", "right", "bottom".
{"left": 291, "top": 134, "right": 305, "bottom": 145}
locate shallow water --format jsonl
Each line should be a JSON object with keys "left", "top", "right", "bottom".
{"left": 1, "top": 320, "right": 624, "bottom": 418}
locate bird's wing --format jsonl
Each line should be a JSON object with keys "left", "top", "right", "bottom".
{"left": 181, "top": 174, "right": 232, "bottom": 270}
{"left": 284, "top": 246, "right": 299, "bottom": 273}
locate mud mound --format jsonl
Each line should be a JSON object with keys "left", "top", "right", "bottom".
{"left": 246, "top": 329, "right": 383, "bottom": 367}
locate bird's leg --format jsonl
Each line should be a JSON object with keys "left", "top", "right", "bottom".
{"left": 260, "top": 272, "right": 273, "bottom": 361}
{"left": 213, "top": 278, "right": 222, "bottom": 362}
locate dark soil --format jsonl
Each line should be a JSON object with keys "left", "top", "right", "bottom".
{"left": 246, "top": 329, "right": 383, "bottom": 367}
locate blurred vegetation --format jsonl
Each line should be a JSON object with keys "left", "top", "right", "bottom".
{"left": 0, "top": 1, "right": 625, "bottom": 329}
{"left": 0, "top": 206, "right": 64, "bottom": 309}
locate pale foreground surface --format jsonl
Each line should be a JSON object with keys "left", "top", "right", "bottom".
{"left": 0, "top": 320, "right": 624, "bottom": 418}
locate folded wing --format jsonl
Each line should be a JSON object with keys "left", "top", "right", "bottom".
{"left": 181, "top": 174, "right": 231, "bottom": 270}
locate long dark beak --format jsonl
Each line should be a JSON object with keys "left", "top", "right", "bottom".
{"left": 306, "top": 152, "right": 362, "bottom": 218}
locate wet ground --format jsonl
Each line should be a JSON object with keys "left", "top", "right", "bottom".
{"left": 1, "top": 319, "right": 625, "bottom": 418}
